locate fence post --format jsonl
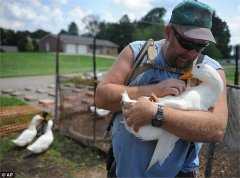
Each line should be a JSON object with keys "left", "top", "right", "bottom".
{"left": 92, "top": 36, "right": 97, "bottom": 144}
{"left": 54, "top": 34, "right": 60, "bottom": 127}
{"left": 204, "top": 143, "right": 216, "bottom": 177}
{"left": 234, "top": 44, "right": 240, "bottom": 178}
{"left": 234, "top": 45, "right": 239, "bottom": 85}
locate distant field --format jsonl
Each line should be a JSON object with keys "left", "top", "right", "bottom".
{"left": 0, "top": 52, "right": 236, "bottom": 83}
{"left": 223, "top": 64, "right": 236, "bottom": 83}
{"left": 0, "top": 52, "right": 115, "bottom": 78}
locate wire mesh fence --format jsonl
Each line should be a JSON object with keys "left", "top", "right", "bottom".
{"left": 58, "top": 74, "right": 111, "bottom": 152}
{"left": 201, "top": 85, "right": 240, "bottom": 178}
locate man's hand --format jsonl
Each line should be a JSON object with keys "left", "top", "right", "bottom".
{"left": 154, "top": 79, "right": 186, "bottom": 97}
{"left": 123, "top": 97, "right": 157, "bottom": 132}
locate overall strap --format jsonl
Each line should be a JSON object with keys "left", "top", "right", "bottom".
{"left": 125, "top": 39, "right": 154, "bottom": 85}
{"left": 130, "top": 63, "right": 182, "bottom": 81}
{"left": 128, "top": 53, "right": 205, "bottom": 83}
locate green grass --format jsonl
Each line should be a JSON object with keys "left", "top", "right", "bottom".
{"left": 0, "top": 134, "right": 15, "bottom": 160}
{"left": 223, "top": 64, "right": 236, "bottom": 83}
{"left": 0, "top": 96, "right": 26, "bottom": 107}
{"left": 0, "top": 52, "right": 115, "bottom": 78}
{"left": 0, "top": 52, "right": 236, "bottom": 83}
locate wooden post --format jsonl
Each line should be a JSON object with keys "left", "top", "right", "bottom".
{"left": 92, "top": 36, "right": 97, "bottom": 144}
{"left": 234, "top": 45, "right": 239, "bottom": 85}
{"left": 204, "top": 143, "right": 216, "bottom": 177}
{"left": 54, "top": 35, "right": 60, "bottom": 127}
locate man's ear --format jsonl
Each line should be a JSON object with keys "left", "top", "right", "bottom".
{"left": 164, "top": 25, "right": 171, "bottom": 41}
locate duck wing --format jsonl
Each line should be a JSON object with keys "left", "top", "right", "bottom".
{"left": 12, "top": 129, "right": 37, "bottom": 147}
{"left": 27, "top": 131, "right": 54, "bottom": 153}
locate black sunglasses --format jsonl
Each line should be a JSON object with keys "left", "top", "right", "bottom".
{"left": 172, "top": 27, "right": 209, "bottom": 52}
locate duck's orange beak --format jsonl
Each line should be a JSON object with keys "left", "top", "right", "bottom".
{"left": 180, "top": 71, "right": 193, "bottom": 80}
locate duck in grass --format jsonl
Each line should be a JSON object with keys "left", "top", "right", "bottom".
{"left": 26, "top": 119, "right": 54, "bottom": 155}
{"left": 12, "top": 112, "right": 48, "bottom": 147}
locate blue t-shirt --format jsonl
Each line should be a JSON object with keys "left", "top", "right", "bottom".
{"left": 112, "top": 40, "right": 223, "bottom": 178}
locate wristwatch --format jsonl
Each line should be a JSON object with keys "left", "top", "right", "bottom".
{"left": 151, "top": 104, "right": 165, "bottom": 127}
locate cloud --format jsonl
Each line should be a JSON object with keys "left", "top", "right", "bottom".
{"left": 67, "top": 6, "right": 90, "bottom": 32}
{"left": 113, "top": 0, "right": 154, "bottom": 20}
{"left": 0, "top": 18, "right": 25, "bottom": 30}
{"left": 0, "top": 0, "right": 239, "bottom": 45}
{"left": 0, "top": 0, "right": 90, "bottom": 34}
{"left": 226, "top": 16, "right": 240, "bottom": 45}
{"left": 113, "top": 0, "right": 153, "bottom": 11}
{"left": 56, "top": 0, "right": 68, "bottom": 5}
{"left": 102, "top": 12, "right": 118, "bottom": 23}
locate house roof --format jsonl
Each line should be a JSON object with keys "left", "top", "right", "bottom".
{"left": 61, "top": 35, "right": 118, "bottom": 47}
{"left": 41, "top": 34, "right": 118, "bottom": 48}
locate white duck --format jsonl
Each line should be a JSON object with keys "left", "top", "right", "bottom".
{"left": 90, "top": 106, "right": 110, "bottom": 117}
{"left": 27, "top": 119, "right": 54, "bottom": 154}
{"left": 121, "top": 63, "right": 224, "bottom": 170}
{"left": 12, "top": 114, "right": 44, "bottom": 147}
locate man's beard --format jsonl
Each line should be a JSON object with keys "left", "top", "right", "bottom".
{"left": 168, "top": 56, "right": 193, "bottom": 70}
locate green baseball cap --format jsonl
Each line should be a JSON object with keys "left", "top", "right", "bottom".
{"left": 170, "top": 0, "right": 216, "bottom": 43}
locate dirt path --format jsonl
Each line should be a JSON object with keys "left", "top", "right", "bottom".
{"left": 73, "top": 163, "right": 107, "bottom": 178}
{"left": 0, "top": 75, "right": 55, "bottom": 91}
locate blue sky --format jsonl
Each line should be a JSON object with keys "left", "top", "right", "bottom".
{"left": 0, "top": 0, "right": 239, "bottom": 45}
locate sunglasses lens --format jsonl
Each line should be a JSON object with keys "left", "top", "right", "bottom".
{"left": 173, "top": 27, "right": 208, "bottom": 52}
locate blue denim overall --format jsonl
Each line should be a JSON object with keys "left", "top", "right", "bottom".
{"left": 112, "top": 40, "right": 223, "bottom": 178}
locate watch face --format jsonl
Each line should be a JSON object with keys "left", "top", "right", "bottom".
{"left": 151, "top": 118, "right": 163, "bottom": 127}
{"left": 156, "top": 111, "right": 163, "bottom": 121}
{"left": 151, "top": 105, "right": 164, "bottom": 127}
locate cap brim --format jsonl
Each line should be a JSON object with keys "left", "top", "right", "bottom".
{"left": 173, "top": 24, "right": 216, "bottom": 43}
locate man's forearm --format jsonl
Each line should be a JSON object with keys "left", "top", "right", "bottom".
{"left": 95, "top": 83, "right": 156, "bottom": 112}
{"left": 163, "top": 107, "right": 227, "bottom": 142}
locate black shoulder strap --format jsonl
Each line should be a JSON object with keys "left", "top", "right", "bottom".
{"left": 125, "top": 39, "right": 154, "bottom": 85}
{"left": 104, "top": 39, "right": 154, "bottom": 138}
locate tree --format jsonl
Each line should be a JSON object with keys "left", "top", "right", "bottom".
{"left": 17, "top": 36, "right": 34, "bottom": 51}
{"left": 32, "top": 39, "right": 39, "bottom": 51}
{"left": 133, "top": 24, "right": 164, "bottom": 41}
{"left": 59, "top": 29, "right": 68, "bottom": 35}
{"left": 141, "top": 7, "right": 166, "bottom": 23}
{"left": 119, "top": 14, "right": 131, "bottom": 24}
{"left": 25, "top": 37, "right": 34, "bottom": 51}
{"left": 31, "top": 29, "right": 50, "bottom": 39}
{"left": 96, "top": 7, "right": 167, "bottom": 52}
{"left": 0, "top": 28, "right": 17, "bottom": 45}
{"left": 97, "top": 15, "right": 135, "bottom": 52}
{"left": 203, "top": 43, "right": 223, "bottom": 59}
{"left": 18, "top": 36, "right": 28, "bottom": 51}
{"left": 211, "top": 12, "right": 231, "bottom": 58}
{"left": 68, "top": 22, "right": 79, "bottom": 36}
{"left": 133, "top": 7, "right": 166, "bottom": 41}
{"left": 82, "top": 15, "right": 100, "bottom": 36}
